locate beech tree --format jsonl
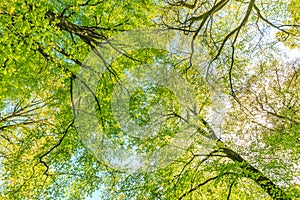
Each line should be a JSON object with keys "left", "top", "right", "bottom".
{"left": 0, "top": 0, "right": 299, "bottom": 199}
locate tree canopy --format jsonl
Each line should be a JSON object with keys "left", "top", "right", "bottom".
{"left": 0, "top": 0, "right": 299, "bottom": 199}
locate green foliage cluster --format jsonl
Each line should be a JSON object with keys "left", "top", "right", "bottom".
{"left": 0, "top": 0, "right": 299, "bottom": 199}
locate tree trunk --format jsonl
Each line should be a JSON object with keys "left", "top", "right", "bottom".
{"left": 218, "top": 142, "right": 290, "bottom": 200}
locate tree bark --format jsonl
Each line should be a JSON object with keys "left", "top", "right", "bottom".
{"left": 218, "top": 142, "right": 291, "bottom": 200}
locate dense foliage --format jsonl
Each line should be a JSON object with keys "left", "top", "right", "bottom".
{"left": 0, "top": 0, "right": 299, "bottom": 199}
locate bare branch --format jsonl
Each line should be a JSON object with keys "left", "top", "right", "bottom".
{"left": 226, "top": 181, "right": 235, "bottom": 200}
